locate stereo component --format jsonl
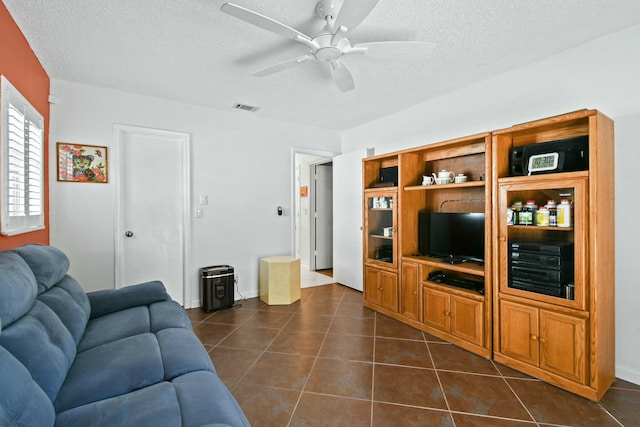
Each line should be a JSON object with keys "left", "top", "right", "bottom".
{"left": 509, "top": 241, "right": 574, "bottom": 299}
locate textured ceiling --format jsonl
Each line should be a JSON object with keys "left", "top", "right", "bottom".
{"left": 4, "top": 0, "right": 640, "bottom": 130}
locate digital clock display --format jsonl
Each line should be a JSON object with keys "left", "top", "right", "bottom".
{"left": 527, "top": 152, "right": 559, "bottom": 175}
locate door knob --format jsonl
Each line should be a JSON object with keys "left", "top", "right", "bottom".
{"left": 125, "top": 231, "right": 134, "bottom": 237}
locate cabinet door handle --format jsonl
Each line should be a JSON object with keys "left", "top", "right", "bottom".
{"left": 449, "top": 312, "right": 455, "bottom": 317}
{"left": 539, "top": 337, "right": 546, "bottom": 344}
{"left": 531, "top": 335, "right": 538, "bottom": 341}
{"left": 444, "top": 311, "right": 450, "bottom": 316}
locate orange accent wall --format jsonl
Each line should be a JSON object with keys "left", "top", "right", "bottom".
{"left": 0, "top": 3, "right": 50, "bottom": 250}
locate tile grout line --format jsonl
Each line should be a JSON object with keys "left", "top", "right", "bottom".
{"left": 490, "top": 359, "right": 541, "bottom": 427}
{"left": 209, "top": 305, "right": 266, "bottom": 391}
{"left": 285, "top": 285, "right": 344, "bottom": 427}
{"left": 423, "top": 332, "right": 457, "bottom": 427}
{"left": 370, "top": 310, "right": 377, "bottom": 427}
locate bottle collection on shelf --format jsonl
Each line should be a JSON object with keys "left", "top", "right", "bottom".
{"left": 507, "top": 199, "right": 572, "bottom": 227}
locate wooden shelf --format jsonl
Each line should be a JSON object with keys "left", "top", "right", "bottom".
{"left": 508, "top": 225, "right": 574, "bottom": 232}
{"left": 370, "top": 234, "right": 393, "bottom": 240}
{"left": 404, "top": 181, "right": 486, "bottom": 191}
{"left": 403, "top": 255, "right": 485, "bottom": 277}
{"left": 498, "top": 171, "right": 588, "bottom": 184}
{"left": 365, "top": 186, "right": 397, "bottom": 193}
{"left": 423, "top": 280, "right": 485, "bottom": 301}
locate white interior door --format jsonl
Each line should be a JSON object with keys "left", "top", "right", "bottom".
{"left": 311, "top": 163, "right": 333, "bottom": 270}
{"left": 115, "top": 126, "right": 190, "bottom": 306}
{"left": 333, "top": 149, "right": 367, "bottom": 291}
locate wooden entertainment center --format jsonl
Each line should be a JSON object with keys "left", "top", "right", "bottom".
{"left": 362, "top": 109, "right": 614, "bottom": 401}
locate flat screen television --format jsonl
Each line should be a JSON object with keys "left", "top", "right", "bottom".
{"left": 418, "top": 211, "right": 485, "bottom": 263}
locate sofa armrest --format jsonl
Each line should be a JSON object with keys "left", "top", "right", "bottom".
{"left": 88, "top": 280, "right": 171, "bottom": 319}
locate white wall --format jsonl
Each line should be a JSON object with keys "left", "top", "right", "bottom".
{"left": 340, "top": 24, "right": 640, "bottom": 383}
{"left": 48, "top": 80, "right": 341, "bottom": 304}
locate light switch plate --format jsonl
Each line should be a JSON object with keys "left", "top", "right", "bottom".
{"left": 199, "top": 195, "right": 208, "bottom": 205}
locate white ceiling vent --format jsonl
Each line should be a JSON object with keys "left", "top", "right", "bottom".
{"left": 233, "top": 103, "right": 259, "bottom": 112}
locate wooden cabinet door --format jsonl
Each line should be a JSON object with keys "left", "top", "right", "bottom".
{"left": 500, "top": 300, "right": 539, "bottom": 366}
{"left": 450, "top": 295, "right": 483, "bottom": 346}
{"left": 364, "top": 191, "right": 397, "bottom": 269}
{"left": 422, "top": 287, "right": 450, "bottom": 333}
{"left": 400, "top": 262, "right": 420, "bottom": 321}
{"left": 539, "top": 310, "right": 587, "bottom": 384}
{"left": 364, "top": 266, "right": 382, "bottom": 307}
{"left": 380, "top": 270, "right": 398, "bottom": 312}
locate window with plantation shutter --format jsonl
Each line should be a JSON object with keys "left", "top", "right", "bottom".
{"left": 1, "top": 75, "right": 45, "bottom": 235}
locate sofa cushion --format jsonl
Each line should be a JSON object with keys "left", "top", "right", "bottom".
{"left": 0, "top": 300, "right": 76, "bottom": 403}
{"left": 0, "top": 346, "right": 55, "bottom": 427}
{"left": 172, "top": 371, "right": 251, "bottom": 427}
{"left": 78, "top": 300, "right": 193, "bottom": 352}
{"left": 55, "top": 333, "right": 165, "bottom": 413}
{"left": 157, "top": 328, "right": 216, "bottom": 378}
{"left": 54, "top": 382, "right": 181, "bottom": 427}
{"left": 12, "top": 244, "right": 70, "bottom": 294}
{"left": 87, "top": 280, "right": 169, "bottom": 319}
{"left": 0, "top": 251, "right": 38, "bottom": 328}
{"left": 37, "top": 275, "right": 90, "bottom": 346}
{"left": 77, "top": 306, "right": 151, "bottom": 352}
{"left": 54, "top": 373, "right": 250, "bottom": 427}
{"left": 149, "top": 300, "right": 192, "bottom": 332}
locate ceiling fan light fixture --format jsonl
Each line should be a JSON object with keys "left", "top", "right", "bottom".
{"left": 233, "top": 103, "right": 260, "bottom": 112}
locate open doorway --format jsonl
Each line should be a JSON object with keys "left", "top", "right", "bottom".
{"left": 292, "top": 149, "right": 336, "bottom": 288}
{"left": 310, "top": 161, "right": 332, "bottom": 272}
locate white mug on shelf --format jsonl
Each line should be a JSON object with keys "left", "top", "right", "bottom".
{"left": 422, "top": 175, "right": 435, "bottom": 186}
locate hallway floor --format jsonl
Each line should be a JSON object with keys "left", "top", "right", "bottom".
{"left": 300, "top": 267, "right": 335, "bottom": 288}
{"left": 187, "top": 283, "right": 638, "bottom": 427}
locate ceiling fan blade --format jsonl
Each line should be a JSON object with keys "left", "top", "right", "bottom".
{"left": 355, "top": 41, "right": 436, "bottom": 60}
{"left": 330, "top": 61, "right": 355, "bottom": 92}
{"left": 221, "top": 2, "right": 312, "bottom": 42}
{"left": 333, "top": 0, "right": 380, "bottom": 32}
{"left": 252, "top": 55, "right": 314, "bottom": 77}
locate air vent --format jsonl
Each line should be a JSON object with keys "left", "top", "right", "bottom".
{"left": 233, "top": 103, "right": 259, "bottom": 112}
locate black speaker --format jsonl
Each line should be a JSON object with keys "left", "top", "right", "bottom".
{"left": 510, "top": 147, "right": 525, "bottom": 176}
{"left": 380, "top": 166, "right": 398, "bottom": 186}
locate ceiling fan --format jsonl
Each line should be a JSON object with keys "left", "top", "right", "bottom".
{"left": 220, "top": 0, "right": 436, "bottom": 92}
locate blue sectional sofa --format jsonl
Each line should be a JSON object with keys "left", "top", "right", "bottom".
{"left": 0, "top": 244, "right": 250, "bottom": 427}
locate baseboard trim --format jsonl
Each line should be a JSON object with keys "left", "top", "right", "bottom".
{"left": 615, "top": 365, "right": 640, "bottom": 386}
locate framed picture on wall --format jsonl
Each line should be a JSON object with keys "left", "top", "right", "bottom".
{"left": 56, "top": 142, "right": 108, "bottom": 183}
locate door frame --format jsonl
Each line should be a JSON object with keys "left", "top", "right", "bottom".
{"left": 290, "top": 147, "right": 338, "bottom": 262}
{"left": 113, "top": 124, "right": 192, "bottom": 307}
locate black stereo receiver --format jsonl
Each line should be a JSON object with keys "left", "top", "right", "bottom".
{"left": 510, "top": 135, "right": 588, "bottom": 176}
{"left": 509, "top": 241, "right": 574, "bottom": 299}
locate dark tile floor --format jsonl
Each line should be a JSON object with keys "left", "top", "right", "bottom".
{"left": 187, "top": 283, "right": 639, "bottom": 427}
